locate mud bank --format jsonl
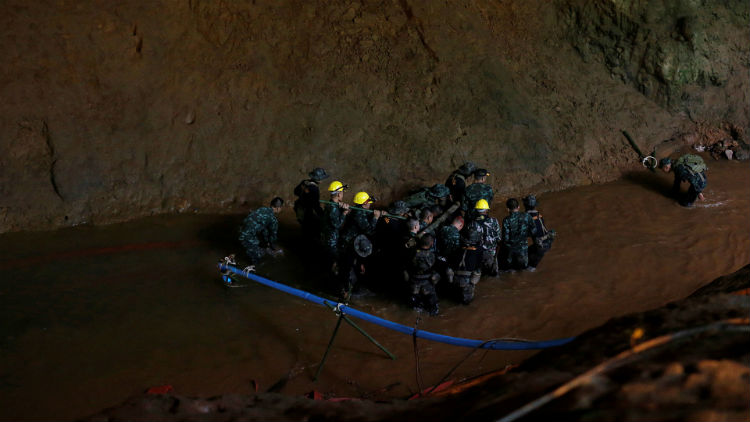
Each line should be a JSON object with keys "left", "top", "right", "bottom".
{"left": 88, "top": 264, "right": 750, "bottom": 421}
{"left": 1, "top": 0, "right": 748, "bottom": 233}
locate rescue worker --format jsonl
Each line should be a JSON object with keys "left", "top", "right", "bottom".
{"left": 436, "top": 215, "right": 464, "bottom": 283}
{"left": 500, "top": 198, "right": 537, "bottom": 271}
{"left": 401, "top": 218, "right": 421, "bottom": 258}
{"left": 428, "top": 205, "right": 445, "bottom": 224}
{"left": 430, "top": 184, "right": 452, "bottom": 211}
{"left": 447, "top": 222, "right": 483, "bottom": 304}
{"left": 321, "top": 181, "right": 350, "bottom": 272}
{"left": 468, "top": 199, "right": 501, "bottom": 276}
{"left": 405, "top": 234, "right": 440, "bottom": 315}
{"left": 238, "top": 197, "right": 284, "bottom": 268}
{"left": 418, "top": 208, "right": 434, "bottom": 233}
{"left": 338, "top": 234, "right": 373, "bottom": 300}
{"left": 403, "top": 184, "right": 451, "bottom": 215}
{"left": 339, "top": 191, "right": 382, "bottom": 253}
{"left": 445, "top": 161, "right": 476, "bottom": 206}
{"left": 293, "top": 167, "right": 328, "bottom": 244}
{"left": 523, "top": 194, "right": 555, "bottom": 271}
{"left": 659, "top": 155, "right": 708, "bottom": 207}
{"left": 437, "top": 215, "right": 464, "bottom": 262}
{"left": 462, "top": 168, "right": 494, "bottom": 214}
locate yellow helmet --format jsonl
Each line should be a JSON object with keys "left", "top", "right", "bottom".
{"left": 353, "top": 191, "right": 372, "bottom": 205}
{"left": 474, "top": 199, "right": 490, "bottom": 210}
{"left": 328, "top": 181, "right": 345, "bottom": 193}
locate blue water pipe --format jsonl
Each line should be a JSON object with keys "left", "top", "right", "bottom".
{"left": 218, "top": 263, "right": 574, "bottom": 350}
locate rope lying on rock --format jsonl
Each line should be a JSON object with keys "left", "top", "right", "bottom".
{"left": 219, "top": 263, "right": 575, "bottom": 350}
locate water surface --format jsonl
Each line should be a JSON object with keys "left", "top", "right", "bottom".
{"left": 0, "top": 158, "right": 748, "bottom": 419}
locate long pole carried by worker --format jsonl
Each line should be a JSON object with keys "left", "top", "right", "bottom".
{"left": 319, "top": 200, "right": 407, "bottom": 220}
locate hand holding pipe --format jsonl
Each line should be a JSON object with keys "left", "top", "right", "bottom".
{"left": 319, "top": 200, "right": 407, "bottom": 220}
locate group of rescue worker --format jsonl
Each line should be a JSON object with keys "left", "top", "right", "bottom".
{"left": 236, "top": 151, "right": 708, "bottom": 315}
{"left": 239, "top": 162, "right": 555, "bottom": 315}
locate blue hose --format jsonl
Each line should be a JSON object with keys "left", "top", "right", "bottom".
{"left": 219, "top": 263, "right": 574, "bottom": 350}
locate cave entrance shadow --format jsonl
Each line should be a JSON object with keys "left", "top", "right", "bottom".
{"left": 622, "top": 170, "right": 673, "bottom": 198}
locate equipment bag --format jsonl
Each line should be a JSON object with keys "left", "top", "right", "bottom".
{"left": 676, "top": 154, "right": 708, "bottom": 175}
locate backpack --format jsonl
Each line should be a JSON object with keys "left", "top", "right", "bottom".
{"left": 676, "top": 154, "right": 707, "bottom": 175}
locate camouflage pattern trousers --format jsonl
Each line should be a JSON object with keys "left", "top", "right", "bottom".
{"left": 501, "top": 245, "right": 529, "bottom": 270}
{"left": 481, "top": 250, "right": 499, "bottom": 276}
{"left": 454, "top": 270, "right": 481, "bottom": 304}
{"left": 240, "top": 237, "right": 265, "bottom": 265}
{"left": 409, "top": 274, "right": 439, "bottom": 315}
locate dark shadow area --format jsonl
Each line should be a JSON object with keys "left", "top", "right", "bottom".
{"left": 196, "top": 213, "right": 245, "bottom": 251}
{"left": 622, "top": 170, "right": 674, "bottom": 198}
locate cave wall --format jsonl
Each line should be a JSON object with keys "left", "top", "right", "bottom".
{"left": 1, "top": 0, "right": 747, "bottom": 233}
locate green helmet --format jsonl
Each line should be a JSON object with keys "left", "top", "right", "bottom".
{"left": 458, "top": 161, "right": 476, "bottom": 177}
{"left": 523, "top": 195, "right": 537, "bottom": 209}
{"left": 429, "top": 184, "right": 450, "bottom": 198}
{"left": 308, "top": 167, "right": 329, "bottom": 181}
{"left": 388, "top": 200, "right": 409, "bottom": 215}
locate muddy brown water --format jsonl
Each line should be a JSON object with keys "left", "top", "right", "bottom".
{"left": 0, "top": 157, "right": 748, "bottom": 420}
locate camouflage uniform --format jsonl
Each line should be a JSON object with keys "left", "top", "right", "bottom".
{"left": 447, "top": 227, "right": 483, "bottom": 304}
{"left": 339, "top": 208, "right": 378, "bottom": 254}
{"left": 437, "top": 225, "right": 461, "bottom": 261}
{"left": 338, "top": 235, "right": 373, "bottom": 298}
{"left": 462, "top": 183, "right": 494, "bottom": 212}
{"left": 672, "top": 154, "right": 707, "bottom": 207}
{"left": 527, "top": 210, "right": 554, "bottom": 268}
{"left": 403, "top": 184, "right": 450, "bottom": 216}
{"left": 403, "top": 188, "right": 433, "bottom": 210}
{"left": 471, "top": 214, "right": 501, "bottom": 276}
{"left": 406, "top": 248, "right": 440, "bottom": 315}
{"left": 294, "top": 168, "right": 328, "bottom": 239}
{"left": 500, "top": 211, "right": 537, "bottom": 270}
{"left": 239, "top": 207, "right": 279, "bottom": 265}
{"left": 321, "top": 202, "right": 347, "bottom": 261}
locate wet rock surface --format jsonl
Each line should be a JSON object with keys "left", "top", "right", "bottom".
{"left": 1, "top": 0, "right": 748, "bottom": 233}
{"left": 88, "top": 264, "right": 750, "bottom": 421}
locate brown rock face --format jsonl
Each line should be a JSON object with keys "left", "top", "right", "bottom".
{"left": 1, "top": 0, "right": 748, "bottom": 233}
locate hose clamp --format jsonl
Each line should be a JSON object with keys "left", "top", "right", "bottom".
{"left": 642, "top": 156, "right": 657, "bottom": 169}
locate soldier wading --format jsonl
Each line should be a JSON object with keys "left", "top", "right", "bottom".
{"left": 239, "top": 197, "right": 284, "bottom": 270}
{"left": 293, "top": 167, "right": 329, "bottom": 246}
{"left": 500, "top": 198, "right": 537, "bottom": 271}
{"left": 659, "top": 154, "right": 708, "bottom": 207}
